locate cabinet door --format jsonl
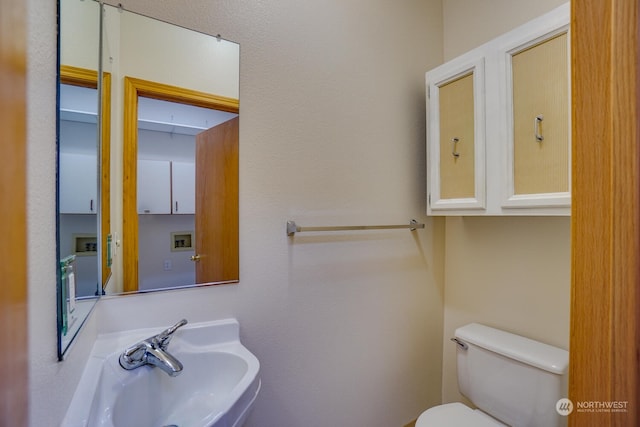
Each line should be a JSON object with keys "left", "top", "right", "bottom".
{"left": 502, "top": 27, "right": 570, "bottom": 209}
{"left": 171, "top": 161, "right": 195, "bottom": 214}
{"left": 59, "top": 152, "right": 97, "bottom": 214}
{"left": 439, "top": 74, "right": 476, "bottom": 199}
{"left": 137, "top": 159, "right": 171, "bottom": 214}
{"left": 426, "top": 56, "right": 486, "bottom": 214}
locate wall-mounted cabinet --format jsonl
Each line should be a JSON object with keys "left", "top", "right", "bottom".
{"left": 171, "top": 161, "right": 195, "bottom": 214}
{"left": 138, "top": 159, "right": 171, "bottom": 214}
{"left": 426, "top": 3, "right": 570, "bottom": 216}
{"left": 426, "top": 56, "right": 486, "bottom": 212}
{"left": 137, "top": 159, "right": 195, "bottom": 215}
{"left": 59, "top": 152, "right": 97, "bottom": 214}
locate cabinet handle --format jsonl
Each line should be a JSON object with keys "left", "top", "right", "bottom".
{"left": 175, "top": 201, "right": 178, "bottom": 212}
{"left": 451, "top": 137, "right": 460, "bottom": 158}
{"left": 534, "top": 115, "right": 544, "bottom": 142}
{"left": 90, "top": 199, "right": 94, "bottom": 212}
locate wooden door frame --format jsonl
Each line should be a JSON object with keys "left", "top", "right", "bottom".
{"left": 122, "top": 77, "right": 238, "bottom": 292}
{"left": 59, "top": 65, "right": 112, "bottom": 286}
{"left": 569, "top": 0, "right": 640, "bottom": 424}
{"left": 0, "top": 0, "right": 28, "bottom": 422}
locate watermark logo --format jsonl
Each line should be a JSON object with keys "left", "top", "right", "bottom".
{"left": 556, "top": 398, "right": 574, "bottom": 416}
{"left": 556, "top": 398, "right": 629, "bottom": 415}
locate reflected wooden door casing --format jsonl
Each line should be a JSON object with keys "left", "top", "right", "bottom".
{"left": 194, "top": 117, "right": 239, "bottom": 283}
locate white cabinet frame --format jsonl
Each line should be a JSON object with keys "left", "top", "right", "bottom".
{"left": 426, "top": 55, "right": 486, "bottom": 213}
{"left": 425, "top": 2, "right": 570, "bottom": 216}
{"left": 498, "top": 5, "right": 571, "bottom": 210}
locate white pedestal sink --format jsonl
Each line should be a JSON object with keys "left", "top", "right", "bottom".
{"left": 62, "top": 318, "right": 261, "bottom": 427}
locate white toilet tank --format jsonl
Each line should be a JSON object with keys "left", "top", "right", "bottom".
{"left": 454, "top": 323, "right": 569, "bottom": 427}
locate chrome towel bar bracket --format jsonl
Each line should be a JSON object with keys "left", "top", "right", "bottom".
{"left": 286, "top": 219, "right": 425, "bottom": 236}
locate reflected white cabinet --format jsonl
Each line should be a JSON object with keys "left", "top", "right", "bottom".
{"left": 426, "top": 3, "right": 570, "bottom": 216}
{"left": 138, "top": 159, "right": 171, "bottom": 214}
{"left": 171, "top": 161, "right": 195, "bottom": 214}
{"left": 59, "top": 152, "right": 97, "bottom": 214}
{"left": 137, "top": 159, "right": 195, "bottom": 215}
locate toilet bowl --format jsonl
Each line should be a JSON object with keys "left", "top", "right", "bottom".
{"left": 416, "top": 402, "right": 505, "bottom": 427}
{"left": 416, "top": 323, "right": 569, "bottom": 427}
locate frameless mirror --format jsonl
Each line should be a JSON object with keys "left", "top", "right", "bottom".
{"left": 56, "top": 0, "right": 240, "bottom": 358}
{"left": 100, "top": 3, "right": 240, "bottom": 294}
{"left": 57, "top": 0, "right": 103, "bottom": 359}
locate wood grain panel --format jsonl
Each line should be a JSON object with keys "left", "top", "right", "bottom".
{"left": 570, "top": 0, "right": 639, "bottom": 425}
{"left": 101, "top": 73, "right": 111, "bottom": 285}
{"left": 512, "top": 33, "right": 569, "bottom": 195}
{"left": 439, "top": 73, "right": 475, "bottom": 199}
{"left": 195, "top": 117, "right": 239, "bottom": 283}
{"left": 0, "top": 0, "right": 28, "bottom": 422}
{"left": 122, "top": 77, "right": 239, "bottom": 292}
{"left": 122, "top": 77, "right": 140, "bottom": 293}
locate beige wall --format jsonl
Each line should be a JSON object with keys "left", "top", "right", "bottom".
{"left": 59, "top": 0, "right": 100, "bottom": 69}
{"left": 443, "top": 0, "right": 569, "bottom": 60}
{"left": 28, "top": 0, "right": 446, "bottom": 426}
{"left": 441, "top": 0, "right": 571, "bottom": 405}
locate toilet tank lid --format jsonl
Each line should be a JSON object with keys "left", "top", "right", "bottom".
{"left": 455, "top": 323, "right": 569, "bottom": 375}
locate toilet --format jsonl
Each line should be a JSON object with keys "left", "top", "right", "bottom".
{"left": 417, "top": 323, "right": 569, "bottom": 427}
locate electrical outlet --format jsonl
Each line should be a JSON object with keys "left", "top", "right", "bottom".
{"left": 163, "top": 259, "right": 172, "bottom": 271}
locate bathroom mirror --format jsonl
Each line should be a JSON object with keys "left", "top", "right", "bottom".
{"left": 100, "top": 3, "right": 240, "bottom": 294}
{"left": 57, "top": 0, "right": 104, "bottom": 359}
{"left": 56, "top": 0, "right": 239, "bottom": 357}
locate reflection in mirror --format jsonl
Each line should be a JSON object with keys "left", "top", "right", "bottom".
{"left": 101, "top": 4, "right": 240, "bottom": 294}
{"left": 135, "top": 98, "right": 238, "bottom": 291}
{"left": 57, "top": 0, "right": 106, "bottom": 359}
{"left": 59, "top": 83, "right": 99, "bottom": 296}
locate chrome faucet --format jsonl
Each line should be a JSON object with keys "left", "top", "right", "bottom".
{"left": 119, "top": 319, "right": 188, "bottom": 377}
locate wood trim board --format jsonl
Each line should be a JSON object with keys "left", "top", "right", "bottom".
{"left": 569, "top": 0, "right": 640, "bottom": 424}
{"left": 0, "top": 0, "right": 28, "bottom": 422}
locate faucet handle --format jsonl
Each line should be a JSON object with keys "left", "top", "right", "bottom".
{"left": 155, "top": 319, "right": 188, "bottom": 349}
{"left": 122, "top": 342, "right": 146, "bottom": 359}
{"left": 120, "top": 342, "right": 148, "bottom": 369}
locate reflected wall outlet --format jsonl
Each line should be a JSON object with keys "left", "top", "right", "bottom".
{"left": 163, "top": 259, "right": 172, "bottom": 271}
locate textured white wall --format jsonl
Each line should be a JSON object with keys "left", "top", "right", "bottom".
{"left": 440, "top": 0, "right": 571, "bottom": 405}
{"left": 28, "top": 0, "right": 445, "bottom": 426}
{"left": 27, "top": 0, "right": 102, "bottom": 425}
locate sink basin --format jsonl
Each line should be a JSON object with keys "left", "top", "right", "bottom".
{"left": 62, "top": 319, "right": 261, "bottom": 427}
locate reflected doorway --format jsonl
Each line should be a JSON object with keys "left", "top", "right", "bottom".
{"left": 122, "top": 77, "right": 239, "bottom": 293}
